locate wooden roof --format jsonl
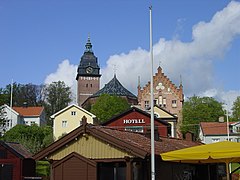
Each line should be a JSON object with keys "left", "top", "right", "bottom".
{"left": 0, "top": 141, "right": 32, "bottom": 159}
{"left": 33, "top": 122, "right": 201, "bottom": 161}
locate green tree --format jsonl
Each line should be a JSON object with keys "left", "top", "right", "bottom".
{"left": 1, "top": 83, "right": 44, "bottom": 107}
{"left": 90, "top": 94, "right": 130, "bottom": 123}
{"left": 2, "top": 124, "right": 53, "bottom": 154}
{"left": 232, "top": 96, "right": 240, "bottom": 121}
{"left": 0, "top": 106, "right": 6, "bottom": 134}
{"left": 0, "top": 88, "right": 9, "bottom": 106}
{"left": 43, "top": 81, "right": 72, "bottom": 125}
{"left": 181, "top": 96, "right": 224, "bottom": 137}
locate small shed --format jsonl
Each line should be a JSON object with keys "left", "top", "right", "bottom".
{"left": 0, "top": 141, "right": 35, "bottom": 180}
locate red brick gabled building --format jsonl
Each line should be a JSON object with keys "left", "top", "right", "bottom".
{"left": 138, "top": 66, "right": 184, "bottom": 137}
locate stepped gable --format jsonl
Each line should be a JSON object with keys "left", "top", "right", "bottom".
{"left": 91, "top": 74, "right": 137, "bottom": 99}
{"left": 139, "top": 66, "right": 183, "bottom": 101}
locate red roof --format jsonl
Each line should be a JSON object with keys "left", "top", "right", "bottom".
{"left": 92, "top": 126, "right": 201, "bottom": 154}
{"left": 34, "top": 124, "right": 201, "bottom": 160}
{"left": 13, "top": 106, "right": 44, "bottom": 117}
{"left": 200, "top": 122, "right": 234, "bottom": 135}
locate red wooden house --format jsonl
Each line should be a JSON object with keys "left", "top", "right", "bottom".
{"left": 102, "top": 106, "right": 171, "bottom": 137}
{"left": 0, "top": 141, "right": 35, "bottom": 180}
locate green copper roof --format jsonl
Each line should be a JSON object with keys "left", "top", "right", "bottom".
{"left": 91, "top": 75, "right": 137, "bottom": 99}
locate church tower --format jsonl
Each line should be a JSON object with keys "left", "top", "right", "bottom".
{"left": 76, "top": 37, "right": 101, "bottom": 106}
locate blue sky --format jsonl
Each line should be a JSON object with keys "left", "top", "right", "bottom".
{"left": 0, "top": 0, "right": 240, "bottom": 109}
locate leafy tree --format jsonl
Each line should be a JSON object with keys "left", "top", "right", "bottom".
{"left": 232, "top": 96, "right": 240, "bottom": 121}
{"left": 2, "top": 124, "right": 53, "bottom": 154}
{"left": 181, "top": 96, "right": 224, "bottom": 137}
{"left": 0, "top": 106, "right": 6, "bottom": 134}
{"left": 43, "top": 81, "right": 72, "bottom": 125}
{"left": 90, "top": 94, "right": 130, "bottom": 123}
{"left": 1, "top": 83, "right": 44, "bottom": 107}
{"left": 0, "top": 88, "right": 9, "bottom": 106}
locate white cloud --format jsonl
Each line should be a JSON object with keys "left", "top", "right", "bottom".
{"left": 45, "top": 1, "right": 240, "bottom": 108}
{"left": 101, "top": 1, "right": 240, "bottom": 104}
{"left": 44, "top": 59, "right": 78, "bottom": 103}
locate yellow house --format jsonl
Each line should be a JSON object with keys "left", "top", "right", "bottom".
{"left": 153, "top": 105, "right": 177, "bottom": 138}
{"left": 51, "top": 104, "right": 96, "bottom": 140}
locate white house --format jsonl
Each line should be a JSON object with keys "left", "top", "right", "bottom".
{"left": 0, "top": 104, "right": 20, "bottom": 133}
{"left": 199, "top": 121, "right": 240, "bottom": 144}
{"left": 13, "top": 106, "right": 46, "bottom": 126}
{"left": 0, "top": 104, "right": 46, "bottom": 134}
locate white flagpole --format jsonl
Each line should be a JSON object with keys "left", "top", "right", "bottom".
{"left": 149, "top": 6, "right": 155, "bottom": 180}
{"left": 10, "top": 79, "right": 13, "bottom": 129}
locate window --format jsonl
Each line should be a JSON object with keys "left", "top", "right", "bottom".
{"left": 163, "top": 98, "right": 166, "bottom": 107}
{"left": 71, "top": 111, "right": 76, "bottom": 116}
{"left": 172, "top": 100, "right": 177, "bottom": 108}
{"left": 30, "top": 121, "right": 35, "bottom": 125}
{"left": 236, "top": 138, "right": 240, "bottom": 142}
{"left": 159, "top": 96, "right": 163, "bottom": 105}
{"left": 0, "top": 150, "right": 7, "bottom": 159}
{"left": 154, "top": 99, "right": 158, "bottom": 105}
{"left": 144, "top": 101, "right": 149, "bottom": 109}
{"left": 212, "top": 138, "right": 220, "bottom": 143}
{"left": 62, "top": 120, "right": 67, "bottom": 128}
{"left": 90, "top": 84, "right": 93, "bottom": 88}
{"left": 125, "top": 126, "right": 144, "bottom": 133}
{"left": 86, "top": 84, "right": 88, "bottom": 87}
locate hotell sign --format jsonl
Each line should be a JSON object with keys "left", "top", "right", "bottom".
{"left": 123, "top": 119, "right": 145, "bottom": 124}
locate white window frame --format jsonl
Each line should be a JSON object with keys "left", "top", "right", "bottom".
{"left": 62, "top": 120, "right": 68, "bottom": 128}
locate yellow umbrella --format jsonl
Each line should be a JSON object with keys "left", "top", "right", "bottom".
{"left": 161, "top": 141, "right": 240, "bottom": 180}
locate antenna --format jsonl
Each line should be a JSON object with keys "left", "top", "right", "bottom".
{"left": 113, "top": 64, "right": 117, "bottom": 76}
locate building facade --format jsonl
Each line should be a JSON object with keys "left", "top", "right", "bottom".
{"left": 199, "top": 121, "right": 240, "bottom": 144}
{"left": 34, "top": 120, "right": 202, "bottom": 180}
{"left": 0, "top": 141, "right": 35, "bottom": 180}
{"left": 0, "top": 104, "right": 45, "bottom": 134}
{"left": 102, "top": 106, "right": 170, "bottom": 137}
{"left": 51, "top": 104, "right": 96, "bottom": 140}
{"left": 76, "top": 37, "right": 101, "bottom": 106}
{"left": 138, "top": 66, "right": 184, "bottom": 137}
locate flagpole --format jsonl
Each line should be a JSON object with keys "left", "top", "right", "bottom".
{"left": 149, "top": 6, "right": 155, "bottom": 180}
{"left": 10, "top": 79, "right": 13, "bottom": 130}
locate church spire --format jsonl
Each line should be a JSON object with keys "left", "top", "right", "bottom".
{"left": 85, "top": 35, "right": 93, "bottom": 53}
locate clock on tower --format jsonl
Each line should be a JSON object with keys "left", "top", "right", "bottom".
{"left": 76, "top": 36, "right": 101, "bottom": 106}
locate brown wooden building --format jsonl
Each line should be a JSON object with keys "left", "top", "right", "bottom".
{"left": 101, "top": 106, "right": 171, "bottom": 137}
{"left": 33, "top": 120, "right": 202, "bottom": 180}
{"left": 0, "top": 141, "right": 35, "bottom": 180}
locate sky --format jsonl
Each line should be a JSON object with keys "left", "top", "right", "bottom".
{"left": 0, "top": 0, "right": 240, "bottom": 110}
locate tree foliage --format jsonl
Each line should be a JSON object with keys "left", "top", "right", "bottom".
{"left": 232, "top": 96, "right": 240, "bottom": 121}
{"left": 43, "top": 81, "right": 72, "bottom": 125}
{"left": 90, "top": 94, "right": 130, "bottom": 123}
{"left": 0, "top": 83, "right": 44, "bottom": 107}
{"left": 181, "top": 96, "right": 224, "bottom": 137}
{"left": 2, "top": 124, "right": 53, "bottom": 154}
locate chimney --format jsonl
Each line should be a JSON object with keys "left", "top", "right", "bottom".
{"left": 219, "top": 116, "right": 224, "bottom": 123}
{"left": 23, "top": 102, "right": 28, "bottom": 108}
{"left": 185, "top": 131, "right": 195, "bottom": 141}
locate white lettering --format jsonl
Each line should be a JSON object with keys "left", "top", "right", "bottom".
{"left": 123, "top": 119, "right": 145, "bottom": 124}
